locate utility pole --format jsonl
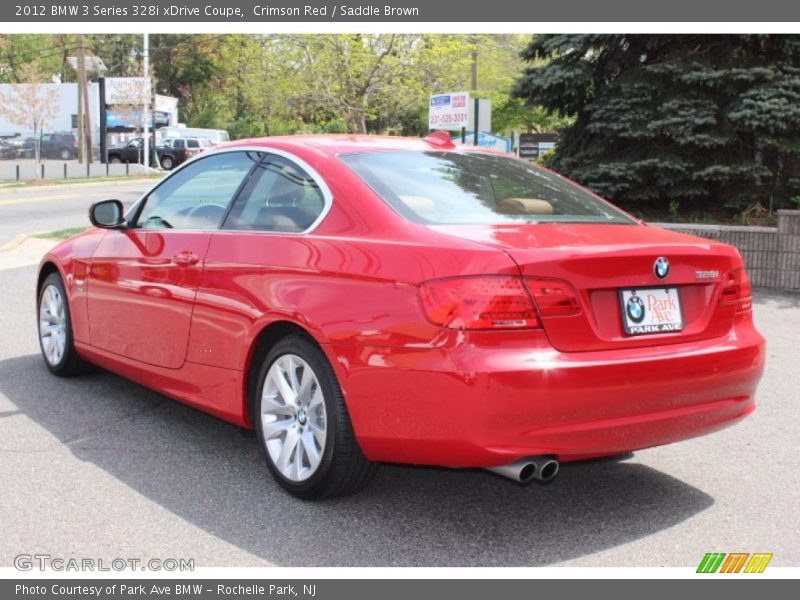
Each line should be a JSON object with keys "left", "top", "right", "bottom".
{"left": 98, "top": 76, "right": 107, "bottom": 164}
{"left": 76, "top": 36, "right": 84, "bottom": 163}
{"left": 76, "top": 34, "right": 93, "bottom": 164}
{"left": 142, "top": 33, "right": 149, "bottom": 169}
{"left": 471, "top": 37, "right": 479, "bottom": 146}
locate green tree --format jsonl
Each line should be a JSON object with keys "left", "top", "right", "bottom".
{"left": 0, "top": 35, "right": 63, "bottom": 83}
{"left": 149, "top": 34, "right": 222, "bottom": 123}
{"left": 513, "top": 34, "right": 800, "bottom": 213}
{"left": 87, "top": 34, "right": 143, "bottom": 77}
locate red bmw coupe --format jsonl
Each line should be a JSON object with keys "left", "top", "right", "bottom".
{"left": 36, "top": 134, "right": 765, "bottom": 498}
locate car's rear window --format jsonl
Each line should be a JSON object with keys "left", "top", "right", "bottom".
{"left": 340, "top": 150, "right": 635, "bottom": 225}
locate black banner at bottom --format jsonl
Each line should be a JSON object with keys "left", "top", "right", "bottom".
{"left": 1, "top": 579, "right": 791, "bottom": 600}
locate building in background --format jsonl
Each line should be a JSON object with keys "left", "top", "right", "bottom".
{"left": 0, "top": 80, "right": 179, "bottom": 156}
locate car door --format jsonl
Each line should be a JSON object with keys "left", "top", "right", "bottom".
{"left": 87, "top": 151, "right": 262, "bottom": 369}
{"left": 127, "top": 138, "right": 141, "bottom": 161}
{"left": 186, "top": 152, "right": 331, "bottom": 370}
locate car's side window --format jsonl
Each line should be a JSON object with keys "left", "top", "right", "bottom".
{"left": 135, "top": 151, "right": 261, "bottom": 230}
{"left": 222, "top": 155, "right": 326, "bottom": 233}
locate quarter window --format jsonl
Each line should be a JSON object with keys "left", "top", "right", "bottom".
{"left": 223, "top": 155, "right": 326, "bottom": 232}
{"left": 136, "top": 151, "right": 261, "bottom": 230}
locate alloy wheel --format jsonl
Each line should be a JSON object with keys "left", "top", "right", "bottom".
{"left": 260, "top": 354, "right": 328, "bottom": 482}
{"left": 39, "top": 284, "right": 67, "bottom": 366}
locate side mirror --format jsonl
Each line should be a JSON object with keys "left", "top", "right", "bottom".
{"left": 89, "top": 199, "right": 127, "bottom": 229}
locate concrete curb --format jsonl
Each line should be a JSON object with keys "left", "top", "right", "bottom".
{"left": 0, "top": 233, "right": 31, "bottom": 252}
{"left": 0, "top": 235, "right": 58, "bottom": 271}
{"left": 0, "top": 176, "right": 161, "bottom": 196}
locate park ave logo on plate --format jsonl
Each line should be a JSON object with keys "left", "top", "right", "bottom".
{"left": 620, "top": 287, "right": 684, "bottom": 335}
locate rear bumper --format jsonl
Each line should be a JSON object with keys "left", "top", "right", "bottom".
{"left": 331, "top": 323, "right": 765, "bottom": 467}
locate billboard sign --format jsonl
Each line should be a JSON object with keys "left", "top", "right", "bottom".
{"left": 428, "top": 91, "right": 470, "bottom": 130}
{"left": 104, "top": 77, "right": 152, "bottom": 106}
{"left": 455, "top": 131, "right": 512, "bottom": 153}
{"left": 106, "top": 110, "right": 170, "bottom": 131}
{"left": 518, "top": 133, "right": 558, "bottom": 160}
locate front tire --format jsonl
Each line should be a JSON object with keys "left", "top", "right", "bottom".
{"left": 253, "top": 335, "right": 377, "bottom": 499}
{"left": 160, "top": 156, "right": 175, "bottom": 170}
{"left": 37, "top": 272, "right": 89, "bottom": 376}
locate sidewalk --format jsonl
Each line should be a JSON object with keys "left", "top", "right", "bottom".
{"left": 0, "top": 234, "right": 59, "bottom": 271}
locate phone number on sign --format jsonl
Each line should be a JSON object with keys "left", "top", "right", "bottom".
{"left": 430, "top": 114, "right": 469, "bottom": 126}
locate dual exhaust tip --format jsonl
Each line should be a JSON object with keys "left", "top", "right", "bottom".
{"left": 486, "top": 456, "right": 559, "bottom": 484}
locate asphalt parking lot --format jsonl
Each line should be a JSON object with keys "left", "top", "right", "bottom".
{"left": 0, "top": 214, "right": 798, "bottom": 567}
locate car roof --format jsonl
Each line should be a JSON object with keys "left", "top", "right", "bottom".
{"left": 220, "top": 134, "right": 501, "bottom": 158}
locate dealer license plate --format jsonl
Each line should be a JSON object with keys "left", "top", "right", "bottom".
{"left": 619, "top": 287, "right": 683, "bottom": 335}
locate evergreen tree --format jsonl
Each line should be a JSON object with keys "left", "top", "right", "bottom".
{"left": 512, "top": 35, "right": 800, "bottom": 214}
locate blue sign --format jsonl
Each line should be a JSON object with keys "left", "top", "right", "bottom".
{"left": 457, "top": 131, "right": 513, "bottom": 153}
{"left": 106, "top": 110, "right": 170, "bottom": 130}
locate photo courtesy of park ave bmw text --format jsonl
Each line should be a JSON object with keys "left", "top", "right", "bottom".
{"left": 0, "top": 0, "right": 798, "bottom": 595}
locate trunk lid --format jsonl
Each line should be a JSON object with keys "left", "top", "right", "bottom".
{"left": 429, "top": 222, "right": 743, "bottom": 352}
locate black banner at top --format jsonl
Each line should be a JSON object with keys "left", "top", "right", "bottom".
{"left": 5, "top": 0, "right": 800, "bottom": 22}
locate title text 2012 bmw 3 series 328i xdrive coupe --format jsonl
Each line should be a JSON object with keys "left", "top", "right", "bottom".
{"left": 36, "top": 133, "right": 765, "bottom": 498}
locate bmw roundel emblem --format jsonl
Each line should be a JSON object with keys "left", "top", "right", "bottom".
{"left": 654, "top": 256, "right": 670, "bottom": 279}
{"left": 626, "top": 293, "right": 646, "bottom": 323}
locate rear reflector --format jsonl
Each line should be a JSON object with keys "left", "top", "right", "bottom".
{"left": 525, "top": 278, "right": 581, "bottom": 317}
{"left": 419, "top": 276, "right": 539, "bottom": 329}
{"left": 720, "top": 268, "right": 753, "bottom": 314}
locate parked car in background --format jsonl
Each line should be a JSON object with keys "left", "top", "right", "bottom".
{"left": 0, "top": 135, "right": 74, "bottom": 160}
{"left": 0, "top": 139, "right": 18, "bottom": 159}
{"left": 160, "top": 137, "right": 213, "bottom": 169}
{"left": 16, "top": 138, "right": 37, "bottom": 159}
{"left": 106, "top": 138, "right": 178, "bottom": 170}
{"left": 39, "top": 132, "right": 78, "bottom": 160}
{"left": 36, "top": 134, "right": 765, "bottom": 499}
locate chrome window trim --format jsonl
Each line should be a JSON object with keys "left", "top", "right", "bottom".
{"left": 124, "top": 145, "right": 334, "bottom": 236}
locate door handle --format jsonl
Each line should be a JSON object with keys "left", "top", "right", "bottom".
{"left": 172, "top": 252, "right": 199, "bottom": 267}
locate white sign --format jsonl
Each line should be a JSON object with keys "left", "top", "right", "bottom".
{"left": 428, "top": 91, "right": 470, "bottom": 131}
{"left": 104, "top": 77, "right": 152, "bottom": 106}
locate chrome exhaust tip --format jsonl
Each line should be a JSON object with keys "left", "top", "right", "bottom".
{"left": 485, "top": 456, "right": 559, "bottom": 484}
{"left": 529, "top": 456, "right": 559, "bottom": 483}
{"left": 486, "top": 459, "right": 538, "bottom": 483}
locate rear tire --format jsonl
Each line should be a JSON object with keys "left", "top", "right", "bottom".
{"left": 37, "top": 272, "right": 90, "bottom": 377}
{"left": 160, "top": 156, "right": 175, "bottom": 170}
{"left": 109, "top": 155, "right": 122, "bottom": 164}
{"left": 253, "top": 335, "right": 377, "bottom": 499}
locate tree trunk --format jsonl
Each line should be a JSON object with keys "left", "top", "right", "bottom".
{"left": 346, "top": 110, "right": 367, "bottom": 134}
{"left": 33, "top": 124, "right": 41, "bottom": 168}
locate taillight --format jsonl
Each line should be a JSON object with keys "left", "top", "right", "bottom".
{"left": 525, "top": 278, "right": 581, "bottom": 317}
{"left": 720, "top": 268, "right": 752, "bottom": 314}
{"left": 418, "top": 276, "right": 540, "bottom": 330}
